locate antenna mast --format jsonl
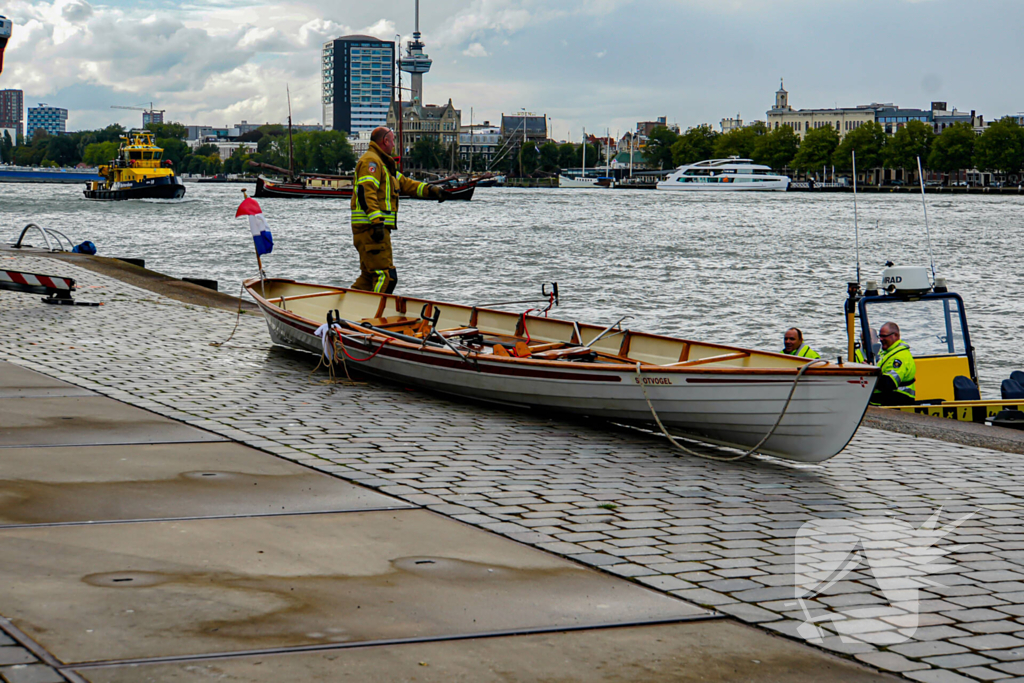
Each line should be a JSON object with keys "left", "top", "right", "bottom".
{"left": 917, "top": 156, "right": 936, "bottom": 281}
{"left": 852, "top": 150, "right": 861, "bottom": 284}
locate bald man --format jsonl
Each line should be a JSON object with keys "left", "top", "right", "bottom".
{"left": 349, "top": 126, "right": 447, "bottom": 293}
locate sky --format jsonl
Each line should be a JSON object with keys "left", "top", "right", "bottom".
{"left": 2, "top": 0, "right": 1023, "bottom": 138}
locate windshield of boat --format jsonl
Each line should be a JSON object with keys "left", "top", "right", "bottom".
{"left": 859, "top": 296, "right": 967, "bottom": 361}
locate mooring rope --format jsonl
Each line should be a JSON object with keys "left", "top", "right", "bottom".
{"left": 635, "top": 359, "right": 827, "bottom": 462}
{"left": 210, "top": 282, "right": 247, "bottom": 347}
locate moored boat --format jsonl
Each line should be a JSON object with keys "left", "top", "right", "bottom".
{"left": 657, "top": 158, "right": 790, "bottom": 192}
{"left": 84, "top": 131, "right": 185, "bottom": 200}
{"left": 255, "top": 175, "right": 354, "bottom": 199}
{"left": 244, "top": 277, "right": 879, "bottom": 463}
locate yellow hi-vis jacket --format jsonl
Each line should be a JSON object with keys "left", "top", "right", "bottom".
{"left": 350, "top": 142, "right": 435, "bottom": 229}
{"left": 876, "top": 340, "right": 916, "bottom": 400}
{"left": 783, "top": 344, "right": 820, "bottom": 359}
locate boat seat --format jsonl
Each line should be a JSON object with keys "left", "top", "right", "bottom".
{"left": 1002, "top": 379, "right": 1024, "bottom": 401}
{"left": 438, "top": 327, "right": 479, "bottom": 338}
{"left": 363, "top": 316, "right": 419, "bottom": 328}
{"left": 953, "top": 376, "right": 981, "bottom": 402}
{"left": 1012, "top": 370, "right": 1024, "bottom": 386}
{"left": 531, "top": 346, "right": 594, "bottom": 361}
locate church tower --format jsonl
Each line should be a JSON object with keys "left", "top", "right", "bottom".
{"left": 775, "top": 79, "right": 790, "bottom": 111}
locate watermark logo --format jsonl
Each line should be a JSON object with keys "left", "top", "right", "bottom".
{"left": 793, "top": 509, "right": 972, "bottom": 645}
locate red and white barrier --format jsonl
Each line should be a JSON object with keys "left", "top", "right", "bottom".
{"left": 0, "top": 270, "right": 74, "bottom": 292}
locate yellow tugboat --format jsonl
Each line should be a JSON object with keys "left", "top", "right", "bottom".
{"left": 84, "top": 130, "right": 186, "bottom": 200}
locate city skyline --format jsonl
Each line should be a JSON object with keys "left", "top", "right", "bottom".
{"left": 0, "top": 0, "right": 1022, "bottom": 137}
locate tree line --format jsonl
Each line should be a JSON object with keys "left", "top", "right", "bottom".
{"left": 0, "top": 122, "right": 359, "bottom": 177}
{"left": 643, "top": 117, "right": 1024, "bottom": 183}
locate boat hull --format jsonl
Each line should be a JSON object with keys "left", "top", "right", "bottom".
{"left": 656, "top": 180, "right": 790, "bottom": 192}
{"left": 84, "top": 175, "right": 186, "bottom": 200}
{"left": 255, "top": 177, "right": 353, "bottom": 199}
{"left": 559, "top": 175, "right": 612, "bottom": 188}
{"left": 246, "top": 279, "right": 877, "bottom": 463}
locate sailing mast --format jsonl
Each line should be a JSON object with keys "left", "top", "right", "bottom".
{"left": 581, "top": 128, "right": 586, "bottom": 178}
{"left": 286, "top": 85, "right": 295, "bottom": 181}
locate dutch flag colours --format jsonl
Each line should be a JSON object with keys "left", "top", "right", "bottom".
{"left": 235, "top": 196, "right": 274, "bottom": 256}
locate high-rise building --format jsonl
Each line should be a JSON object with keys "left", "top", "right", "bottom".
{"left": 398, "top": 0, "right": 432, "bottom": 104}
{"left": 143, "top": 110, "right": 164, "bottom": 126}
{"left": 0, "top": 88, "right": 23, "bottom": 140}
{"left": 26, "top": 104, "right": 68, "bottom": 137}
{"left": 322, "top": 35, "right": 395, "bottom": 134}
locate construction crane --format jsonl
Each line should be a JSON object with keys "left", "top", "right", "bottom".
{"left": 110, "top": 102, "right": 166, "bottom": 127}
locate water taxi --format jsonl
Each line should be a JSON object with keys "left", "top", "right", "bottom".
{"left": 657, "top": 158, "right": 790, "bottom": 192}
{"left": 244, "top": 278, "right": 879, "bottom": 463}
{"left": 84, "top": 131, "right": 185, "bottom": 200}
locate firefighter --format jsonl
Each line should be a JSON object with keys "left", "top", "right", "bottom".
{"left": 782, "top": 328, "right": 820, "bottom": 359}
{"left": 350, "top": 126, "right": 447, "bottom": 293}
{"left": 871, "top": 322, "right": 916, "bottom": 405}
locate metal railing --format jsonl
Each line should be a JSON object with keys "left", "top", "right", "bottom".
{"left": 10, "top": 223, "right": 75, "bottom": 252}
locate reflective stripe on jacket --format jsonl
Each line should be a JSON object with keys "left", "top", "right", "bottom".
{"left": 350, "top": 142, "right": 433, "bottom": 229}
{"left": 783, "top": 344, "right": 820, "bottom": 359}
{"left": 877, "top": 340, "right": 916, "bottom": 399}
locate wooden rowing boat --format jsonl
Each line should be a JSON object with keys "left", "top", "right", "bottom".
{"left": 244, "top": 278, "right": 879, "bottom": 463}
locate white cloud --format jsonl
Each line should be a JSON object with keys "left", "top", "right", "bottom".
{"left": 595, "top": 50, "right": 607, "bottom": 59}
{"left": 462, "top": 42, "right": 488, "bottom": 57}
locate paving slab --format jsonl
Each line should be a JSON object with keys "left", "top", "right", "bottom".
{"left": 0, "top": 442, "right": 407, "bottom": 526}
{"left": 0, "top": 510, "right": 708, "bottom": 665}
{"left": 0, "top": 396, "right": 226, "bottom": 447}
{"left": 0, "top": 361, "right": 95, "bottom": 398}
{"left": 76, "top": 621, "right": 899, "bottom": 683}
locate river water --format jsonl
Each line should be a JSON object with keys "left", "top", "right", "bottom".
{"left": 2, "top": 182, "right": 1021, "bottom": 396}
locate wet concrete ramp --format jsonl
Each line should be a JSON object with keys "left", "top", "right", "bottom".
{"left": 0, "top": 442, "right": 407, "bottom": 526}
{"left": 0, "top": 396, "right": 226, "bottom": 447}
{"left": 0, "top": 360, "right": 95, "bottom": 397}
{"left": 78, "top": 621, "right": 897, "bottom": 683}
{"left": 0, "top": 511, "right": 708, "bottom": 665}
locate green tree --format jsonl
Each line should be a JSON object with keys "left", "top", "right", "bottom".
{"left": 973, "top": 117, "right": 1024, "bottom": 174}
{"left": 884, "top": 120, "right": 936, "bottom": 180}
{"left": 156, "top": 138, "right": 190, "bottom": 167}
{"left": 223, "top": 147, "right": 250, "bottom": 174}
{"left": 832, "top": 122, "right": 886, "bottom": 174}
{"left": 145, "top": 122, "right": 188, "bottom": 140}
{"left": 752, "top": 125, "right": 800, "bottom": 170}
{"left": 82, "top": 141, "right": 120, "bottom": 165}
{"left": 643, "top": 126, "right": 679, "bottom": 169}
{"left": 712, "top": 126, "right": 763, "bottom": 160}
{"left": 193, "top": 143, "right": 219, "bottom": 157}
{"left": 203, "top": 154, "right": 223, "bottom": 175}
{"left": 927, "top": 122, "right": 976, "bottom": 184}
{"left": 574, "top": 143, "right": 598, "bottom": 168}
{"left": 409, "top": 137, "right": 446, "bottom": 170}
{"left": 670, "top": 124, "right": 718, "bottom": 166}
{"left": 96, "top": 124, "right": 126, "bottom": 143}
{"left": 792, "top": 125, "right": 840, "bottom": 174}
{"left": 1, "top": 130, "right": 13, "bottom": 164}
{"left": 557, "top": 142, "right": 576, "bottom": 169}
{"left": 538, "top": 141, "right": 560, "bottom": 172}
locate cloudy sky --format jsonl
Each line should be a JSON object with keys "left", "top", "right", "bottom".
{"left": 2, "top": 0, "right": 1023, "bottom": 139}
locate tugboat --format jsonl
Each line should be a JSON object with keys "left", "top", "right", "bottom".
{"left": 84, "top": 130, "right": 186, "bottom": 200}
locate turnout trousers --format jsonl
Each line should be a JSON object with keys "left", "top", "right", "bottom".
{"left": 351, "top": 225, "right": 397, "bottom": 294}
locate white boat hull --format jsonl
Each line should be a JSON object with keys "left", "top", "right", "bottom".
{"left": 255, "top": 297, "right": 875, "bottom": 463}
{"left": 558, "top": 175, "right": 611, "bottom": 188}
{"left": 656, "top": 179, "right": 790, "bottom": 192}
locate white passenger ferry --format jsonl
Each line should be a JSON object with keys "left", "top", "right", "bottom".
{"left": 656, "top": 158, "right": 790, "bottom": 192}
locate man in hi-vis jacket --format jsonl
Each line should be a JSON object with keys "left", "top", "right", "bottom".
{"left": 349, "top": 127, "right": 447, "bottom": 294}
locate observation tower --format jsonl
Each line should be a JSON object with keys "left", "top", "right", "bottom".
{"left": 398, "top": 0, "right": 431, "bottom": 103}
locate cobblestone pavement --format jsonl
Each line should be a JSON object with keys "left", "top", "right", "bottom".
{"left": 5, "top": 255, "right": 1024, "bottom": 683}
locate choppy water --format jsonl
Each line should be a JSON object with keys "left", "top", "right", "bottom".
{"left": 2, "top": 182, "right": 1021, "bottom": 396}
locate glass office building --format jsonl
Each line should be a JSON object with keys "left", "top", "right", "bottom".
{"left": 322, "top": 35, "right": 394, "bottom": 134}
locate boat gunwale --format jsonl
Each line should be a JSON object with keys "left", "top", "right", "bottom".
{"left": 244, "top": 277, "right": 878, "bottom": 377}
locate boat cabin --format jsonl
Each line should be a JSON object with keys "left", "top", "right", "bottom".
{"left": 847, "top": 265, "right": 976, "bottom": 402}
